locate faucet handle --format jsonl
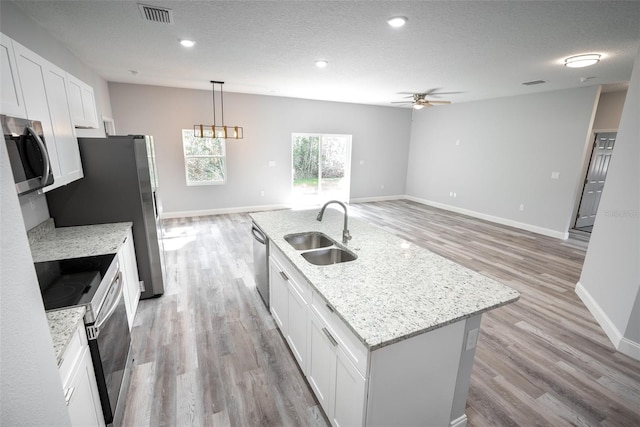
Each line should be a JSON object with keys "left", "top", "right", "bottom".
{"left": 343, "top": 229, "right": 352, "bottom": 243}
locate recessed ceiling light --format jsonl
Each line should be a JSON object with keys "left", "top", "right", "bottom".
{"left": 564, "top": 54, "right": 601, "bottom": 68}
{"left": 179, "top": 39, "right": 195, "bottom": 48}
{"left": 387, "top": 16, "right": 408, "bottom": 28}
{"left": 315, "top": 60, "right": 328, "bottom": 68}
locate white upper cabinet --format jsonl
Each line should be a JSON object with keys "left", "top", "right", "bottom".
{"left": 66, "top": 73, "right": 99, "bottom": 129}
{"left": 11, "top": 37, "right": 83, "bottom": 190}
{"left": 0, "top": 33, "right": 27, "bottom": 118}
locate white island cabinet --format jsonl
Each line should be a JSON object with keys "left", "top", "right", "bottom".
{"left": 59, "top": 318, "right": 105, "bottom": 427}
{"left": 253, "top": 208, "right": 520, "bottom": 427}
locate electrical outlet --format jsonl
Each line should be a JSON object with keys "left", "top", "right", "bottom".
{"left": 449, "top": 191, "right": 454, "bottom": 197}
{"left": 380, "top": 184, "right": 385, "bottom": 190}
{"left": 359, "top": 160, "right": 365, "bottom": 165}
{"left": 453, "top": 192, "right": 457, "bottom": 198}
{"left": 466, "top": 328, "right": 479, "bottom": 350}
{"left": 456, "top": 139, "right": 460, "bottom": 146}
{"left": 260, "top": 190, "right": 265, "bottom": 197}
{"left": 519, "top": 204, "right": 525, "bottom": 211}
{"left": 551, "top": 171, "right": 560, "bottom": 179}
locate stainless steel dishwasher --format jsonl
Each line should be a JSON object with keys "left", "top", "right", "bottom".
{"left": 252, "top": 222, "right": 269, "bottom": 308}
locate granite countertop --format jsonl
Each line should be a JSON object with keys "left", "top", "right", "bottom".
{"left": 251, "top": 208, "right": 520, "bottom": 351}
{"left": 28, "top": 218, "right": 132, "bottom": 262}
{"left": 46, "top": 307, "right": 86, "bottom": 364}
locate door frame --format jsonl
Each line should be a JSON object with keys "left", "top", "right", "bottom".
{"left": 570, "top": 129, "right": 617, "bottom": 231}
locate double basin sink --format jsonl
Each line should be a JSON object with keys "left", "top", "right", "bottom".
{"left": 284, "top": 232, "right": 357, "bottom": 266}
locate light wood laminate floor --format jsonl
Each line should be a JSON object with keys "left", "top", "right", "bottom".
{"left": 121, "top": 200, "right": 640, "bottom": 426}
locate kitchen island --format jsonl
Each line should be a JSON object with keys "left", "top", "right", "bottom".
{"left": 251, "top": 207, "right": 519, "bottom": 427}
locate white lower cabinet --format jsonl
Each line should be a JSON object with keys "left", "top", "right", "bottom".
{"left": 269, "top": 243, "right": 367, "bottom": 426}
{"left": 59, "top": 319, "right": 104, "bottom": 427}
{"left": 269, "top": 246, "right": 309, "bottom": 372}
{"left": 119, "top": 229, "right": 141, "bottom": 330}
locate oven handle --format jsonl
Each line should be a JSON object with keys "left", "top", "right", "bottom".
{"left": 93, "top": 271, "right": 124, "bottom": 331}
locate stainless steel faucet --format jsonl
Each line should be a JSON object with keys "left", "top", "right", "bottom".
{"left": 317, "top": 200, "right": 352, "bottom": 244}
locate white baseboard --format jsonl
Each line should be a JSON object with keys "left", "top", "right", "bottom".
{"left": 405, "top": 196, "right": 568, "bottom": 240}
{"left": 160, "top": 204, "right": 288, "bottom": 219}
{"left": 575, "top": 282, "right": 640, "bottom": 361}
{"left": 450, "top": 414, "right": 467, "bottom": 427}
{"left": 350, "top": 194, "right": 406, "bottom": 203}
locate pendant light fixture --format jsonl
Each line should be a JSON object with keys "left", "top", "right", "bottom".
{"left": 194, "top": 80, "right": 243, "bottom": 139}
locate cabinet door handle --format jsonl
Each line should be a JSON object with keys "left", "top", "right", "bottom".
{"left": 64, "top": 387, "right": 75, "bottom": 406}
{"left": 279, "top": 271, "right": 288, "bottom": 281}
{"left": 322, "top": 327, "right": 338, "bottom": 347}
{"left": 326, "top": 303, "right": 334, "bottom": 313}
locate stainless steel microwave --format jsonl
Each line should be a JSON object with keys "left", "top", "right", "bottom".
{"left": 2, "top": 115, "right": 54, "bottom": 196}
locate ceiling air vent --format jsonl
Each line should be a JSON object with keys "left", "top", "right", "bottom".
{"left": 138, "top": 3, "right": 174, "bottom": 24}
{"left": 522, "top": 80, "right": 546, "bottom": 86}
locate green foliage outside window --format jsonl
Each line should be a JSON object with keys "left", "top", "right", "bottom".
{"left": 182, "top": 129, "right": 226, "bottom": 185}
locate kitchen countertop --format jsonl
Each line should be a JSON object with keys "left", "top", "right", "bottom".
{"left": 251, "top": 208, "right": 520, "bottom": 350}
{"left": 46, "top": 307, "right": 86, "bottom": 364}
{"left": 28, "top": 218, "right": 132, "bottom": 262}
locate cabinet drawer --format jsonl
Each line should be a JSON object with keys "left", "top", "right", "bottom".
{"left": 311, "top": 290, "right": 369, "bottom": 377}
{"left": 58, "top": 319, "right": 88, "bottom": 387}
{"left": 270, "top": 243, "right": 311, "bottom": 304}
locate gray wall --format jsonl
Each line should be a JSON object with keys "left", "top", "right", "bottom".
{"left": 405, "top": 86, "right": 600, "bottom": 238}
{"left": 578, "top": 48, "right": 640, "bottom": 355}
{"left": 1, "top": 144, "right": 71, "bottom": 425}
{"left": 109, "top": 83, "right": 412, "bottom": 215}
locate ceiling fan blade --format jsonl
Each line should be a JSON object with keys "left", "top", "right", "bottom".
{"left": 427, "top": 100, "right": 451, "bottom": 104}
{"left": 391, "top": 101, "right": 412, "bottom": 104}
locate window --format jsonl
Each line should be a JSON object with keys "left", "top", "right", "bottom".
{"left": 182, "top": 129, "right": 226, "bottom": 185}
{"left": 291, "top": 133, "right": 351, "bottom": 206}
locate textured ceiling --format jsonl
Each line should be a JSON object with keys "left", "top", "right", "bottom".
{"left": 11, "top": 0, "right": 640, "bottom": 106}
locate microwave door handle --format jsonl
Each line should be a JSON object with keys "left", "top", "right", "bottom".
{"left": 93, "top": 271, "right": 124, "bottom": 330}
{"left": 26, "top": 126, "right": 50, "bottom": 184}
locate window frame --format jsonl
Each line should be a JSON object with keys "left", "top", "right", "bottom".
{"left": 182, "top": 129, "right": 227, "bottom": 186}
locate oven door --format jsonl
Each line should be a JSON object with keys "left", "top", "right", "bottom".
{"left": 87, "top": 271, "right": 131, "bottom": 424}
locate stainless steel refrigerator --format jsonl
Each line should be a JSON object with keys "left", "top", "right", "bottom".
{"left": 46, "top": 135, "right": 166, "bottom": 299}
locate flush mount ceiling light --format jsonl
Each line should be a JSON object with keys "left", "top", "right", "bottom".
{"left": 194, "top": 81, "right": 243, "bottom": 139}
{"left": 179, "top": 39, "right": 195, "bottom": 48}
{"left": 564, "top": 54, "right": 601, "bottom": 68}
{"left": 387, "top": 16, "right": 408, "bottom": 28}
{"left": 315, "top": 60, "right": 329, "bottom": 68}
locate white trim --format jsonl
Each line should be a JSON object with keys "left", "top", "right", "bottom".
{"left": 450, "top": 414, "right": 468, "bottom": 427}
{"left": 618, "top": 337, "right": 640, "bottom": 361}
{"left": 350, "top": 194, "right": 406, "bottom": 203}
{"left": 160, "top": 204, "right": 288, "bottom": 219}
{"left": 405, "top": 196, "right": 568, "bottom": 240}
{"left": 575, "top": 282, "right": 640, "bottom": 361}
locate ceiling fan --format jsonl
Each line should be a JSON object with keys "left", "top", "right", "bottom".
{"left": 392, "top": 89, "right": 460, "bottom": 110}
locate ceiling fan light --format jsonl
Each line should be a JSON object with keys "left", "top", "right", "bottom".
{"left": 413, "top": 103, "right": 425, "bottom": 110}
{"left": 387, "top": 16, "right": 408, "bottom": 28}
{"left": 564, "top": 54, "right": 601, "bottom": 68}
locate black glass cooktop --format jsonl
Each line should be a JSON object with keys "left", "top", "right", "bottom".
{"left": 34, "top": 253, "right": 116, "bottom": 311}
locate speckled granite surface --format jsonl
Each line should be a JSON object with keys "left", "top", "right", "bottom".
{"left": 46, "top": 307, "right": 86, "bottom": 364}
{"left": 28, "top": 219, "right": 132, "bottom": 262}
{"left": 251, "top": 208, "right": 520, "bottom": 350}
